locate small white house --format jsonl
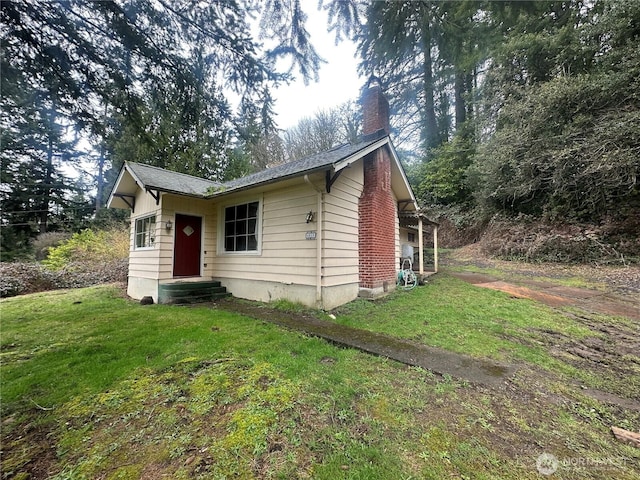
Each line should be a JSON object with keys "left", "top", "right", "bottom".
{"left": 108, "top": 85, "right": 437, "bottom": 309}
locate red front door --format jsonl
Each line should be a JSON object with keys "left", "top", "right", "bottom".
{"left": 173, "top": 214, "right": 202, "bottom": 277}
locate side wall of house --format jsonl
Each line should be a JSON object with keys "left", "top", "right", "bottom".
{"left": 322, "top": 161, "right": 365, "bottom": 309}
{"left": 212, "top": 179, "right": 320, "bottom": 306}
{"left": 125, "top": 174, "right": 366, "bottom": 308}
{"left": 127, "top": 192, "right": 217, "bottom": 302}
{"left": 127, "top": 190, "right": 163, "bottom": 301}
{"left": 215, "top": 168, "right": 365, "bottom": 310}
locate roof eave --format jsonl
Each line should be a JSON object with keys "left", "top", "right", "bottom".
{"left": 143, "top": 185, "right": 208, "bottom": 199}
{"left": 106, "top": 164, "right": 129, "bottom": 209}
{"left": 205, "top": 165, "right": 330, "bottom": 199}
{"left": 333, "top": 137, "right": 389, "bottom": 173}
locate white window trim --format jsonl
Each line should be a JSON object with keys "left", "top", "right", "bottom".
{"left": 217, "top": 196, "right": 263, "bottom": 255}
{"left": 134, "top": 214, "right": 157, "bottom": 250}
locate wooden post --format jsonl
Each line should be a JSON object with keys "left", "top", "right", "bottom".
{"left": 433, "top": 225, "right": 438, "bottom": 273}
{"left": 418, "top": 217, "right": 424, "bottom": 275}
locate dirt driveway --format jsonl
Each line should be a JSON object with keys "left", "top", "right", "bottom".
{"left": 445, "top": 246, "right": 640, "bottom": 411}
{"left": 448, "top": 272, "right": 640, "bottom": 321}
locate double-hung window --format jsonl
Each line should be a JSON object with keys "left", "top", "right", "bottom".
{"left": 135, "top": 215, "right": 156, "bottom": 249}
{"left": 224, "top": 201, "right": 259, "bottom": 253}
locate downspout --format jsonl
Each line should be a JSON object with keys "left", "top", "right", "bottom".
{"left": 304, "top": 174, "right": 324, "bottom": 308}
{"left": 418, "top": 217, "right": 424, "bottom": 275}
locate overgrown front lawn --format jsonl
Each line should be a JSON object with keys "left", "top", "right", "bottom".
{"left": 1, "top": 283, "right": 639, "bottom": 479}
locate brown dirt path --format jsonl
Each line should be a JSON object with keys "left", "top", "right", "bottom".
{"left": 445, "top": 250, "right": 640, "bottom": 412}
{"left": 448, "top": 271, "right": 640, "bottom": 321}
{"left": 446, "top": 244, "right": 640, "bottom": 294}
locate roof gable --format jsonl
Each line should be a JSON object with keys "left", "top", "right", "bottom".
{"left": 127, "top": 162, "right": 222, "bottom": 196}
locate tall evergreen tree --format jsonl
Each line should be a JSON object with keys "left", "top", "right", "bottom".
{"left": 234, "top": 87, "right": 285, "bottom": 172}
{"left": 1, "top": 0, "right": 323, "bottom": 259}
{"left": 470, "top": 0, "right": 640, "bottom": 220}
{"left": 326, "top": 0, "right": 488, "bottom": 154}
{"left": 0, "top": 63, "right": 81, "bottom": 257}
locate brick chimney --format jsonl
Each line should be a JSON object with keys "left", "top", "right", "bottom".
{"left": 362, "top": 81, "right": 390, "bottom": 136}
{"left": 358, "top": 84, "right": 397, "bottom": 293}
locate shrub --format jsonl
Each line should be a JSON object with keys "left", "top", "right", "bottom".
{"left": 0, "top": 263, "right": 57, "bottom": 297}
{"left": 1, "top": 227, "right": 130, "bottom": 297}
{"left": 478, "top": 215, "right": 639, "bottom": 265}
{"left": 32, "top": 232, "right": 71, "bottom": 261}
{"left": 0, "top": 259, "right": 128, "bottom": 298}
{"left": 43, "top": 228, "right": 129, "bottom": 271}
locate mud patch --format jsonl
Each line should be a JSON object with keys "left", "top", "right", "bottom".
{"left": 580, "top": 388, "right": 640, "bottom": 412}
{"left": 448, "top": 272, "right": 496, "bottom": 284}
{"left": 544, "top": 285, "right": 603, "bottom": 299}
{"left": 581, "top": 297, "right": 640, "bottom": 321}
{"left": 475, "top": 281, "right": 573, "bottom": 307}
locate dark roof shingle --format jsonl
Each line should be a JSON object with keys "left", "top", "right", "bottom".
{"left": 221, "top": 131, "right": 387, "bottom": 193}
{"left": 124, "top": 130, "right": 388, "bottom": 198}
{"left": 127, "top": 162, "right": 221, "bottom": 196}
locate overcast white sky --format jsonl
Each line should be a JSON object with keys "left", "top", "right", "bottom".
{"left": 271, "top": 7, "right": 363, "bottom": 130}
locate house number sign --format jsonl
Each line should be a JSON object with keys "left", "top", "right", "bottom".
{"left": 305, "top": 231, "right": 317, "bottom": 240}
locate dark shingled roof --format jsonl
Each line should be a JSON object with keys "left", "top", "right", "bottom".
{"left": 126, "top": 162, "right": 222, "bottom": 197}
{"left": 124, "top": 130, "right": 388, "bottom": 198}
{"left": 222, "top": 130, "right": 387, "bottom": 194}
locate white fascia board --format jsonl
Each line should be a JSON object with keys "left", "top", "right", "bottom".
{"left": 387, "top": 140, "right": 417, "bottom": 207}
{"left": 333, "top": 137, "right": 389, "bottom": 172}
{"left": 106, "top": 164, "right": 129, "bottom": 208}
{"left": 106, "top": 162, "right": 147, "bottom": 209}
{"left": 124, "top": 162, "right": 146, "bottom": 190}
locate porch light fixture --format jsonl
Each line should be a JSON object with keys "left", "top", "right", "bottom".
{"left": 165, "top": 219, "right": 173, "bottom": 230}
{"left": 306, "top": 211, "right": 314, "bottom": 223}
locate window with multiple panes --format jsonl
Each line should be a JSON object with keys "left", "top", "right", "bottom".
{"left": 224, "top": 201, "right": 259, "bottom": 252}
{"left": 135, "top": 215, "right": 156, "bottom": 249}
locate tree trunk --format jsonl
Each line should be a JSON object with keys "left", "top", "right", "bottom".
{"left": 39, "top": 109, "right": 55, "bottom": 233}
{"left": 454, "top": 70, "right": 466, "bottom": 129}
{"left": 96, "top": 142, "right": 105, "bottom": 211}
{"left": 421, "top": 17, "right": 439, "bottom": 152}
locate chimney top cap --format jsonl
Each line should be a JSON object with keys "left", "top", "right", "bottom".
{"left": 366, "top": 75, "right": 383, "bottom": 90}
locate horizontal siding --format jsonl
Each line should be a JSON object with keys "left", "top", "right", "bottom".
{"left": 221, "top": 270, "right": 316, "bottom": 284}
{"left": 323, "top": 250, "right": 359, "bottom": 262}
{"left": 211, "top": 183, "right": 319, "bottom": 285}
{"left": 127, "top": 189, "right": 162, "bottom": 280}
{"left": 263, "top": 223, "right": 308, "bottom": 235}
{"left": 322, "top": 160, "right": 363, "bottom": 287}
{"left": 323, "top": 210, "right": 358, "bottom": 227}
{"left": 322, "top": 230, "right": 359, "bottom": 244}
{"left": 134, "top": 191, "right": 159, "bottom": 215}
{"left": 262, "top": 239, "right": 317, "bottom": 251}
